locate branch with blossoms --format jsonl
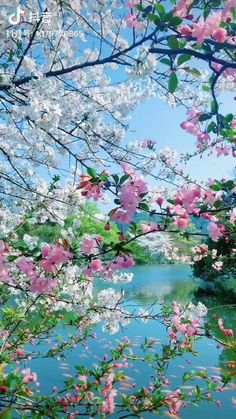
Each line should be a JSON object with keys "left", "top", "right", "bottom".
{"left": 0, "top": 295, "right": 235, "bottom": 418}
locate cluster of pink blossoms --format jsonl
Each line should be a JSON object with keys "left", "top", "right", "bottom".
{"left": 21, "top": 368, "right": 37, "bottom": 384}
{"left": 16, "top": 244, "right": 72, "bottom": 294}
{"left": 173, "top": 0, "right": 193, "bottom": 18}
{"left": 111, "top": 175, "right": 148, "bottom": 223}
{"left": 178, "top": 1, "right": 236, "bottom": 43}
{"left": 173, "top": 186, "right": 201, "bottom": 229}
{"left": 168, "top": 301, "right": 201, "bottom": 344}
{"left": 125, "top": 0, "right": 140, "bottom": 29}
{"left": 211, "top": 62, "right": 236, "bottom": 86}
{"left": 208, "top": 222, "right": 225, "bottom": 242}
{"left": 17, "top": 256, "right": 58, "bottom": 294}
{"left": 82, "top": 254, "right": 135, "bottom": 278}
{"left": 180, "top": 108, "right": 210, "bottom": 150}
{"left": 0, "top": 241, "right": 11, "bottom": 283}
{"left": 77, "top": 174, "right": 104, "bottom": 201}
{"left": 100, "top": 372, "right": 117, "bottom": 415}
{"left": 164, "top": 389, "right": 184, "bottom": 416}
{"left": 81, "top": 236, "right": 97, "bottom": 255}
{"left": 40, "top": 244, "right": 73, "bottom": 273}
{"left": 218, "top": 318, "right": 234, "bottom": 337}
{"left": 181, "top": 109, "right": 236, "bottom": 157}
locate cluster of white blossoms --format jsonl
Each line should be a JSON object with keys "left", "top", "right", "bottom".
{"left": 1, "top": 0, "right": 227, "bottom": 205}
{"left": 136, "top": 232, "right": 173, "bottom": 256}
{"left": 163, "top": 243, "right": 192, "bottom": 264}
{"left": 186, "top": 302, "right": 208, "bottom": 318}
{"left": 93, "top": 288, "right": 131, "bottom": 334}
{"left": 126, "top": 47, "right": 158, "bottom": 78}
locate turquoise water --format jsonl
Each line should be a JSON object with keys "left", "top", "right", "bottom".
{"left": 30, "top": 265, "right": 236, "bottom": 418}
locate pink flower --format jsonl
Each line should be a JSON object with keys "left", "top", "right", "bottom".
{"left": 89, "top": 259, "right": 103, "bottom": 271}
{"left": 208, "top": 222, "right": 224, "bottom": 242}
{"left": 125, "top": 13, "right": 139, "bottom": 29}
{"left": 176, "top": 186, "right": 201, "bottom": 212}
{"left": 179, "top": 25, "right": 192, "bottom": 36}
{"left": 21, "top": 368, "right": 37, "bottom": 384}
{"left": 111, "top": 210, "right": 133, "bottom": 224}
{"left": 231, "top": 119, "right": 236, "bottom": 129}
{"left": 222, "top": 0, "right": 236, "bottom": 20}
{"left": 204, "top": 190, "right": 221, "bottom": 206}
{"left": 15, "top": 348, "right": 25, "bottom": 357}
{"left": 212, "top": 27, "right": 227, "bottom": 42}
{"left": 140, "top": 222, "right": 158, "bottom": 233}
{"left": 197, "top": 132, "right": 210, "bottom": 143}
{"left": 0, "top": 241, "right": 11, "bottom": 284}
{"left": 0, "top": 261, "right": 11, "bottom": 284}
{"left": 173, "top": 0, "right": 193, "bottom": 18}
{"left": 77, "top": 174, "right": 104, "bottom": 201}
{"left": 40, "top": 245, "right": 73, "bottom": 273}
{"left": 82, "top": 267, "right": 93, "bottom": 277}
{"left": 175, "top": 216, "right": 189, "bottom": 229}
{"left": 192, "top": 12, "right": 223, "bottom": 43}
{"left": 81, "top": 236, "right": 96, "bottom": 255}
{"left": 180, "top": 121, "right": 199, "bottom": 135}
{"left": 218, "top": 318, "right": 234, "bottom": 337}
{"left": 30, "top": 277, "right": 58, "bottom": 294}
{"left": 212, "top": 261, "right": 223, "bottom": 271}
{"left": 215, "top": 146, "right": 230, "bottom": 157}
{"left": 156, "top": 197, "right": 163, "bottom": 207}
{"left": 223, "top": 328, "right": 234, "bottom": 337}
{"left": 127, "top": 0, "right": 139, "bottom": 8}
{"left": 16, "top": 257, "right": 36, "bottom": 278}
{"left": 110, "top": 255, "right": 135, "bottom": 270}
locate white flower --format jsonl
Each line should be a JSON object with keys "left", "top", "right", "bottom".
{"left": 23, "top": 234, "right": 38, "bottom": 249}
{"left": 192, "top": 302, "right": 208, "bottom": 317}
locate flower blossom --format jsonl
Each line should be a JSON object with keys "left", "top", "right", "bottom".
{"left": 173, "top": 0, "right": 193, "bottom": 18}
{"left": 40, "top": 244, "right": 73, "bottom": 273}
{"left": 81, "top": 236, "right": 97, "bottom": 255}
{"left": 208, "top": 222, "right": 224, "bottom": 242}
{"left": 0, "top": 241, "right": 11, "bottom": 284}
{"left": 21, "top": 368, "right": 37, "bottom": 384}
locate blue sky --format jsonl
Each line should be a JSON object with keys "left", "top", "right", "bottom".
{"left": 127, "top": 95, "right": 235, "bottom": 184}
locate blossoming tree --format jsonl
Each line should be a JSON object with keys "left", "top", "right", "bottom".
{"left": 0, "top": 0, "right": 236, "bottom": 417}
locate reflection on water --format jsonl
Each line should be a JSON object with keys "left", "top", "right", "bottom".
{"left": 30, "top": 264, "right": 236, "bottom": 418}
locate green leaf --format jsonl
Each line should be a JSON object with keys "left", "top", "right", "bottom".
{"left": 65, "top": 377, "right": 74, "bottom": 388}
{"left": 210, "top": 184, "right": 221, "bottom": 191}
{"left": 169, "top": 16, "right": 182, "bottom": 26}
{"left": 167, "top": 35, "right": 179, "bottom": 49}
{"left": 177, "top": 54, "right": 191, "bottom": 66}
{"left": 182, "top": 67, "right": 201, "bottom": 77}
{"left": 211, "top": 100, "right": 217, "bottom": 114}
{"left": 211, "top": 1, "right": 221, "bottom": 7}
{"left": 148, "top": 13, "right": 161, "bottom": 25}
{"left": 87, "top": 167, "right": 97, "bottom": 178}
{"left": 155, "top": 3, "right": 165, "bottom": 16}
{"left": 139, "top": 203, "right": 149, "bottom": 211}
{"left": 112, "top": 174, "right": 119, "bottom": 185}
{"left": 223, "top": 180, "right": 234, "bottom": 191}
{"left": 160, "top": 58, "right": 171, "bottom": 66}
{"left": 120, "top": 174, "right": 130, "bottom": 184}
{"left": 135, "top": 4, "right": 143, "bottom": 11}
{"left": 202, "top": 85, "right": 210, "bottom": 92}
{"left": 225, "top": 113, "right": 234, "bottom": 123}
{"left": 207, "top": 121, "right": 216, "bottom": 133}
{"left": 168, "top": 72, "right": 178, "bottom": 93}
{"left": 198, "top": 113, "right": 211, "bottom": 122}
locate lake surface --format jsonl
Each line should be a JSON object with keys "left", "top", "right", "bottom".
{"left": 30, "top": 264, "right": 236, "bottom": 418}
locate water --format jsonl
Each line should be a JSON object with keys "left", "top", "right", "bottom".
{"left": 30, "top": 264, "right": 236, "bottom": 418}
